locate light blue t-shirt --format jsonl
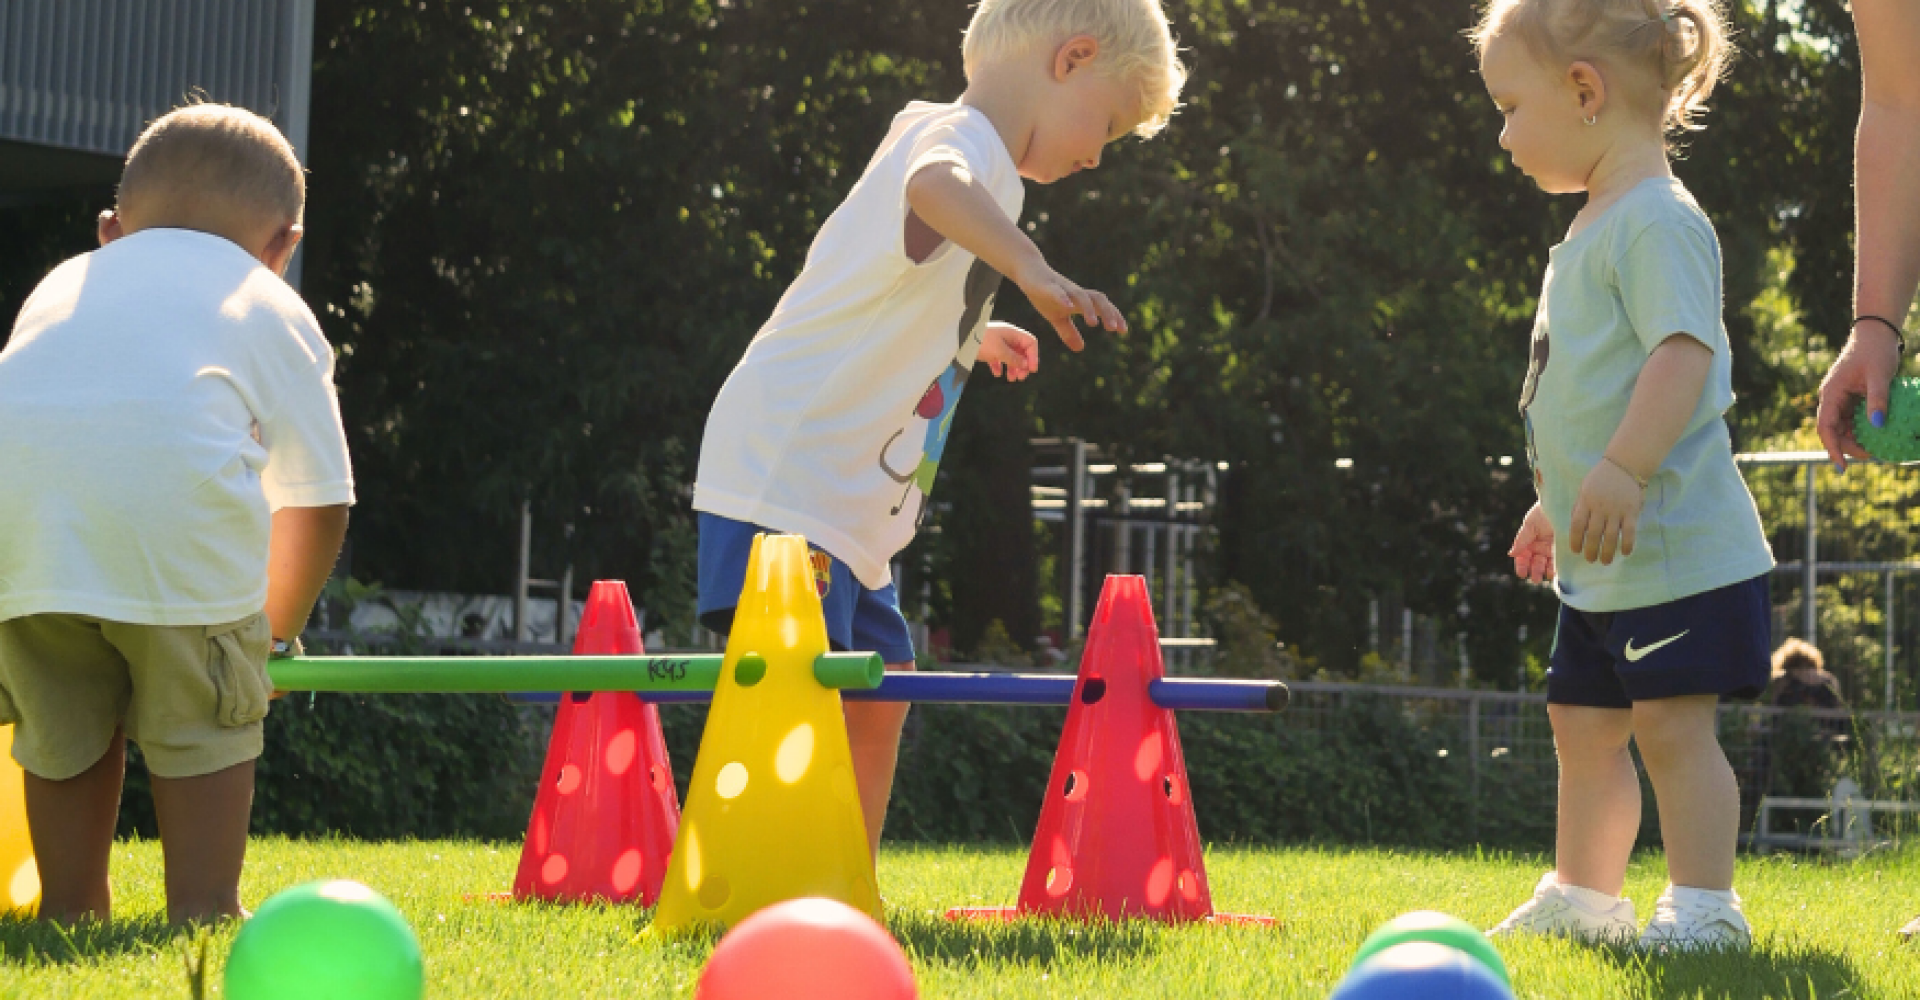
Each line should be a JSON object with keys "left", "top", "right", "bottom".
{"left": 1519, "top": 177, "right": 1773, "bottom": 612}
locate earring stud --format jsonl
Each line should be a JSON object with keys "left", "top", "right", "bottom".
{"left": 1583, "top": 114, "right": 1598, "bottom": 126}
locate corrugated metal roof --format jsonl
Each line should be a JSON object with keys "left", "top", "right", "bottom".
{"left": 0, "top": 0, "right": 313, "bottom": 162}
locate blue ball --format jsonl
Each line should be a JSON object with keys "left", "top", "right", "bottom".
{"left": 1330, "top": 942, "right": 1515, "bottom": 1000}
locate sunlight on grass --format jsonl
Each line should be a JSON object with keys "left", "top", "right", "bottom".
{"left": 0, "top": 839, "right": 1916, "bottom": 998}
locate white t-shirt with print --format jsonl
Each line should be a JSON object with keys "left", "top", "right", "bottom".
{"left": 0, "top": 228, "right": 356, "bottom": 626}
{"left": 693, "top": 101, "right": 1023, "bottom": 588}
{"left": 1520, "top": 178, "right": 1773, "bottom": 612}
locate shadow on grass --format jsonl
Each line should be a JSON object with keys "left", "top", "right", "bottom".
{"left": 0, "top": 913, "right": 192, "bottom": 966}
{"left": 1601, "top": 942, "right": 1868, "bottom": 999}
{"left": 886, "top": 909, "right": 1164, "bottom": 968}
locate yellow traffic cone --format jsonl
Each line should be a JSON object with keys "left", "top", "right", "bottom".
{"left": 646, "top": 534, "right": 880, "bottom": 935}
{"left": 0, "top": 725, "right": 40, "bottom": 915}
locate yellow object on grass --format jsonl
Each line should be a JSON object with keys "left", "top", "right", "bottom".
{"left": 646, "top": 534, "right": 881, "bottom": 936}
{"left": 0, "top": 725, "right": 41, "bottom": 915}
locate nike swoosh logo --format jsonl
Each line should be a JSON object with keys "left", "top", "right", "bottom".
{"left": 1624, "top": 631, "right": 1689, "bottom": 662}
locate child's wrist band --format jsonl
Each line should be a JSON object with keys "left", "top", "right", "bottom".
{"left": 1602, "top": 455, "right": 1648, "bottom": 490}
{"left": 1855, "top": 315, "right": 1907, "bottom": 356}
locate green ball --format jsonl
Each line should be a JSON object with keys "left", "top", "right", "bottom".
{"left": 225, "top": 880, "right": 424, "bottom": 1000}
{"left": 1853, "top": 376, "right": 1920, "bottom": 464}
{"left": 1351, "top": 911, "right": 1509, "bottom": 987}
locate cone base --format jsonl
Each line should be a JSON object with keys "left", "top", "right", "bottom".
{"left": 943, "top": 905, "right": 1277, "bottom": 927}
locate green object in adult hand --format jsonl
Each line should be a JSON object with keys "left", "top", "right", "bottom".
{"left": 225, "top": 880, "right": 424, "bottom": 1000}
{"left": 1350, "top": 910, "right": 1510, "bottom": 987}
{"left": 1854, "top": 377, "right": 1920, "bottom": 465}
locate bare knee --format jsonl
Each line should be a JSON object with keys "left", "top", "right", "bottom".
{"left": 1550, "top": 704, "right": 1633, "bottom": 764}
{"left": 1631, "top": 696, "right": 1721, "bottom": 767}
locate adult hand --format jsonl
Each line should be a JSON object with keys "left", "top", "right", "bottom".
{"left": 1815, "top": 322, "right": 1902, "bottom": 471}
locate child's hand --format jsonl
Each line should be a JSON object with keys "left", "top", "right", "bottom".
{"left": 1012, "top": 259, "right": 1126, "bottom": 351}
{"left": 1568, "top": 459, "right": 1644, "bottom": 565}
{"left": 1509, "top": 502, "right": 1556, "bottom": 584}
{"left": 977, "top": 322, "right": 1039, "bottom": 381}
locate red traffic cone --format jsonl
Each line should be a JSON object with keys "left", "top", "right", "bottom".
{"left": 512, "top": 580, "right": 682, "bottom": 904}
{"left": 947, "top": 575, "right": 1271, "bottom": 926}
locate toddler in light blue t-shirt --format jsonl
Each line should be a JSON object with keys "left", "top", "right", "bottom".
{"left": 1474, "top": 0, "right": 1770, "bottom": 952}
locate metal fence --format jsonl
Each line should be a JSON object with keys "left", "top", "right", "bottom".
{"left": 1739, "top": 452, "right": 1920, "bottom": 711}
{"left": 1277, "top": 680, "right": 1920, "bottom": 851}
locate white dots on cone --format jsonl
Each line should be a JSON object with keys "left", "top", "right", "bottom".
{"left": 775, "top": 724, "right": 815, "bottom": 783}
{"left": 716, "top": 762, "right": 749, "bottom": 799}
{"left": 8, "top": 860, "right": 37, "bottom": 908}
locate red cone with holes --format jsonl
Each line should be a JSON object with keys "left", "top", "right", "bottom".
{"left": 512, "top": 580, "right": 682, "bottom": 904}
{"left": 947, "top": 575, "right": 1272, "bottom": 926}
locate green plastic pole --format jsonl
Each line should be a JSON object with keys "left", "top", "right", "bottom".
{"left": 268, "top": 652, "right": 882, "bottom": 694}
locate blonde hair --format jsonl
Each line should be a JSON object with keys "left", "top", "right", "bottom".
{"left": 1771, "top": 638, "right": 1825, "bottom": 678}
{"left": 963, "top": 0, "right": 1186, "bottom": 137}
{"left": 1471, "top": 0, "right": 1732, "bottom": 133}
{"left": 119, "top": 103, "right": 304, "bottom": 223}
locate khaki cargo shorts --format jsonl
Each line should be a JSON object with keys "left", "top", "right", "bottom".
{"left": 0, "top": 613, "right": 273, "bottom": 780}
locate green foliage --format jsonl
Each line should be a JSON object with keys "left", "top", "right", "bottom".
{"left": 1201, "top": 582, "right": 1292, "bottom": 678}
{"left": 118, "top": 692, "right": 543, "bottom": 840}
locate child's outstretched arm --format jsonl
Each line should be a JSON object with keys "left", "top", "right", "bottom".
{"left": 266, "top": 504, "right": 350, "bottom": 642}
{"left": 1568, "top": 335, "right": 1713, "bottom": 564}
{"left": 906, "top": 163, "right": 1126, "bottom": 350}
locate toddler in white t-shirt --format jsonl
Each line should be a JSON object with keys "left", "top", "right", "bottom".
{"left": 0, "top": 105, "right": 353, "bottom": 925}
{"left": 692, "top": 0, "right": 1187, "bottom": 856}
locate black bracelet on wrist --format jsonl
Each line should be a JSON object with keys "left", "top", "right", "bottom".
{"left": 1855, "top": 314, "right": 1908, "bottom": 356}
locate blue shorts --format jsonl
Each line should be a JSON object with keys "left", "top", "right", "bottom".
{"left": 1547, "top": 574, "right": 1771, "bottom": 708}
{"left": 695, "top": 513, "right": 915, "bottom": 664}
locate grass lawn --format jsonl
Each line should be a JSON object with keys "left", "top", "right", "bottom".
{"left": 2, "top": 839, "right": 1917, "bottom": 998}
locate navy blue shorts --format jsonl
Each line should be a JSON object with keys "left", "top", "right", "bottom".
{"left": 695, "top": 513, "right": 915, "bottom": 664}
{"left": 1547, "top": 574, "right": 1772, "bottom": 708}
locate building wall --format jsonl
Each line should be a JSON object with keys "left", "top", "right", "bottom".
{"left": 0, "top": 0, "right": 313, "bottom": 163}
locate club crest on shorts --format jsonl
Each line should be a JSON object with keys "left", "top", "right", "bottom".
{"left": 809, "top": 550, "right": 833, "bottom": 597}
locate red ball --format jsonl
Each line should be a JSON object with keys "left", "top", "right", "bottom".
{"left": 696, "top": 898, "right": 917, "bottom": 1000}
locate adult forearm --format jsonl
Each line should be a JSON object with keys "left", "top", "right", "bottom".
{"left": 905, "top": 164, "right": 1044, "bottom": 281}
{"left": 1603, "top": 336, "right": 1714, "bottom": 481}
{"left": 1855, "top": 101, "right": 1920, "bottom": 324}
{"left": 1853, "top": 0, "right": 1920, "bottom": 325}
{"left": 265, "top": 504, "right": 349, "bottom": 640}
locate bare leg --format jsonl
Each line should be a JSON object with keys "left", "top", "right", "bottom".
{"left": 1550, "top": 704, "right": 1640, "bottom": 896}
{"left": 1632, "top": 696, "right": 1738, "bottom": 891}
{"left": 150, "top": 760, "right": 256, "bottom": 924}
{"left": 843, "top": 661, "right": 914, "bottom": 860}
{"left": 23, "top": 731, "right": 125, "bottom": 923}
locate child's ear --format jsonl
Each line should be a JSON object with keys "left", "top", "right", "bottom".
{"left": 261, "top": 222, "right": 304, "bottom": 277}
{"left": 1053, "top": 34, "right": 1101, "bottom": 80}
{"left": 97, "top": 209, "right": 125, "bottom": 247}
{"left": 1567, "top": 60, "right": 1607, "bottom": 118}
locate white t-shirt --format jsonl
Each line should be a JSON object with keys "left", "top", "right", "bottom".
{"left": 0, "top": 228, "right": 356, "bottom": 626}
{"left": 692, "top": 101, "right": 1024, "bottom": 588}
{"left": 1521, "top": 178, "right": 1773, "bottom": 611}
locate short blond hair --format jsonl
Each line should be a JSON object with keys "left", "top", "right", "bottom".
{"left": 963, "top": 0, "right": 1186, "bottom": 137}
{"left": 1470, "top": 0, "right": 1732, "bottom": 134}
{"left": 1771, "top": 638, "right": 1825, "bottom": 678}
{"left": 119, "top": 103, "right": 304, "bottom": 223}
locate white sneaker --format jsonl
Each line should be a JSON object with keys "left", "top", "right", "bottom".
{"left": 1637, "top": 885, "right": 1752, "bottom": 951}
{"left": 1489, "top": 871, "right": 1637, "bottom": 944}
